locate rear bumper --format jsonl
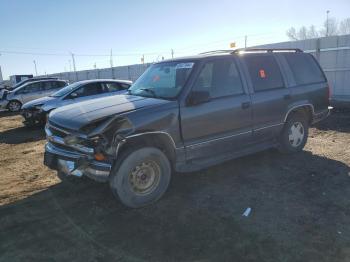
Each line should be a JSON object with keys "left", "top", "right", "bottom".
{"left": 44, "top": 142, "right": 111, "bottom": 182}
{"left": 330, "top": 96, "right": 350, "bottom": 109}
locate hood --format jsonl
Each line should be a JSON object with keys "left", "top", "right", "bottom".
{"left": 22, "top": 96, "right": 56, "bottom": 109}
{"left": 49, "top": 94, "right": 171, "bottom": 131}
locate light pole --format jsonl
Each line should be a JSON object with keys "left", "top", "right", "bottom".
{"left": 326, "top": 10, "right": 330, "bottom": 37}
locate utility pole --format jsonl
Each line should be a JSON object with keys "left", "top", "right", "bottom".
{"left": 141, "top": 54, "right": 145, "bottom": 64}
{"left": 0, "top": 53, "right": 3, "bottom": 82}
{"left": 70, "top": 52, "right": 77, "bottom": 81}
{"left": 71, "top": 53, "right": 76, "bottom": 72}
{"left": 244, "top": 35, "right": 247, "bottom": 48}
{"left": 326, "top": 10, "right": 330, "bottom": 37}
{"left": 110, "top": 49, "right": 114, "bottom": 67}
{"left": 33, "top": 60, "right": 38, "bottom": 76}
{"left": 110, "top": 49, "right": 115, "bottom": 79}
{"left": 171, "top": 49, "right": 174, "bottom": 58}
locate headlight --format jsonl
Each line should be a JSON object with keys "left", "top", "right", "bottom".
{"left": 63, "top": 135, "right": 84, "bottom": 145}
{"left": 34, "top": 104, "right": 44, "bottom": 110}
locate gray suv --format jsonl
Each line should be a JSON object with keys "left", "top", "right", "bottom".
{"left": 0, "top": 79, "right": 68, "bottom": 112}
{"left": 44, "top": 48, "right": 330, "bottom": 208}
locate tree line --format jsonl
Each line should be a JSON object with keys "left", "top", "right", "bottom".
{"left": 286, "top": 17, "right": 350, "bottom": 40}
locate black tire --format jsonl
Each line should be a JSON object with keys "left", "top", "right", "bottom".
{"left": 109, "top": 147, "right": 171, "bottom": 208}
{"left": 278, "top": 112, "right": 309, "bottom": 153}
{"left": 8, "top": 100, "right": 22, "bottom": 112}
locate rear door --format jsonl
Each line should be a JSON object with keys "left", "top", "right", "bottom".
{"left": 21, "top": 82, "right": 44, "bottom": 103}
{"left": 180, "top": 56, "right": 253, "bottom": 160}
{"left": 240, "top": 54, "right": 290, "bottom": 142}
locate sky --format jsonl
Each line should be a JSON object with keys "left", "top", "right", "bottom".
{"left": 0, "top": 0, "right": 349, "bottom": 80}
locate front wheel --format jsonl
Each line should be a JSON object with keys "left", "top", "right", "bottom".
{"left": 278, "top": 112, "right": 309, "bottom": 153}
{"left": 109, "top": 147, "right": 171, "bottom": 208}
{"left": 8, "top": 100, "right": 22, "bottom": 112}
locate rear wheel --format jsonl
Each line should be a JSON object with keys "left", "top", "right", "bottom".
{"left": 278, "top": 112, "right": 309, "bottom": 153}
{"left": 8, "top": 100, "right": 22, "bottom": 112}
{"left": 109, "top": 147, "right": 171, "bottom": 208}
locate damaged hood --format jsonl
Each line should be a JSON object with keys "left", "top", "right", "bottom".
{"left": 49, "top": 94, "right": 171, "bottom": 130}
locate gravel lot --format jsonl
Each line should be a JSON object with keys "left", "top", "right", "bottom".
{"left": 0, "top": 111, "right": 349, "bottom": 262}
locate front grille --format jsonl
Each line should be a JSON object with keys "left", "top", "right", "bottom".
{"left": 46, "top": 122, "right": 94, "bottom": 155}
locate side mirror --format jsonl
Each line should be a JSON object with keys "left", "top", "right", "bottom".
{"left": 70, "top": 92, "right": 78, "bottom": 98}
{"left": 187, "top": 91, "right": 210, "bottom": 106}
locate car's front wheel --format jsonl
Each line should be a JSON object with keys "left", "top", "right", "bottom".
{"left": 8, "top": 100, "right": 22, "bottom": 112}
{"left": 109, "top": 147, "right": 171, "bottom": 208}
{"left": 279, "top": 112, "right": 309, "bottom": 153}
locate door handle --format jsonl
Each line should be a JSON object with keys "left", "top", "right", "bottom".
{"left": 284, "top": 94, "right": 291, "bottom": 100}
{"left": 241, "top": 101, "right": 251, "bottom": 109}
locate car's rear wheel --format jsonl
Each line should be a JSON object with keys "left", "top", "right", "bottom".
{"left": 278, "top": 112, "right": 309, "bottom": 153}
{"left": 8, "top": 100, "right": 22, "bottom": 112}
{"left": 109, "top": 147, "right": 171, "bottom": 208}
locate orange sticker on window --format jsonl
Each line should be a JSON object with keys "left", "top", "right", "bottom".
{"left": 259, "top": 69, "right": 266, "bottom": 78}
{"left": 152, "top": 75, "right": 160, "bottom": 82}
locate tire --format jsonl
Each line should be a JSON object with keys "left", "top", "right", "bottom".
{"left": 8, "top": 100, "right": 22, "bottom": 112}
{"left": 109, "top": 147, "right": 171, "bottom": 208}
{"left": 278, "top": 112, "right": 309, "bottom": 153}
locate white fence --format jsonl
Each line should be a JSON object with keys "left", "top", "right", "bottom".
{"left": 46, "top": 63, "right": 152, "bottom": 83}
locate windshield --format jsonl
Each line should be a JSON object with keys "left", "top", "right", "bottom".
{"left": 50, "top": 82, "right": 80, "bottom": 97}
{"left": 128, "top": 61, "right": 195, "bottom": 99}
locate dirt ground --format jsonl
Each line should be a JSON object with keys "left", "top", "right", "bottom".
{"left": 0, "top": 110, "right": 350, "bottom": 262}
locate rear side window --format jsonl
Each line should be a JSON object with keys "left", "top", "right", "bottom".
{"left": 283, "top": 53, "right": 326, "bottom": 85}
{"left": 24, "top": 82, "right": 42, "bottom": 92}
{"left": 193, "top": 58, "right": 244, "bottom": 98}
{"left": 243, "top": 55, "right": 284, "bottom": 92}
{"left": 104, "top": 82, "right": 129, "bottom": 92}
{"left": 72, "top": 83, "right": 104, "bottom": 98}
{"left": 57, "top": 81, "right": 67, "bottom": 88}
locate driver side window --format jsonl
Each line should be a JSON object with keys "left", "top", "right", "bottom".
{"left": 192, "top": 58, "right": 244, "bottom": 99}
{"left": 68, "top": 83, "right": 104, "bottom": 99}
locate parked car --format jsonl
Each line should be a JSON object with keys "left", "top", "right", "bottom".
{"left": 0, "top": 77, "right": 60, "bottom": 97}
{"left": 44, "top": 48, "right": 330, "bottom": 208}
{"left": 0, "top": 79, "right": 68, "bottom": 112}
{"left": 21, "top": 79, "right": 132, "bottom": 126}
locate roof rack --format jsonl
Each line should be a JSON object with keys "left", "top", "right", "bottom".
{"left": 199, "top": 48, "right": 303, "bottom": 56}
{"left": 199, "top": 50, "right": 233, "bottom": 55}
{"left": 232, "top": 48, "right": 303, "bottom": 53}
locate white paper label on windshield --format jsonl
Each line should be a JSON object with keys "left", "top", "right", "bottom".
{"left": 176, "top": 63, "right": 194, "bottom": 69}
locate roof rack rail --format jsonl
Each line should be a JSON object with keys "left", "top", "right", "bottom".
{"left": 199, "top": 50, "right": 233, "bottom": 55}
{"left": 232, "top": 48, "right": 303, "bottom": 53}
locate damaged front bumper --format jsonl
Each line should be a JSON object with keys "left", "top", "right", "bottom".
{"left": 44, "top": 142, "right": 111, "bottom": 182}
{"left": 22, "top": 109, "right": 46, "bottom": 125}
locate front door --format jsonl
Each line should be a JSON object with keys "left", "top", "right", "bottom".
{"left": 180, "top": 57, "right": 253, "bottom": 160}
